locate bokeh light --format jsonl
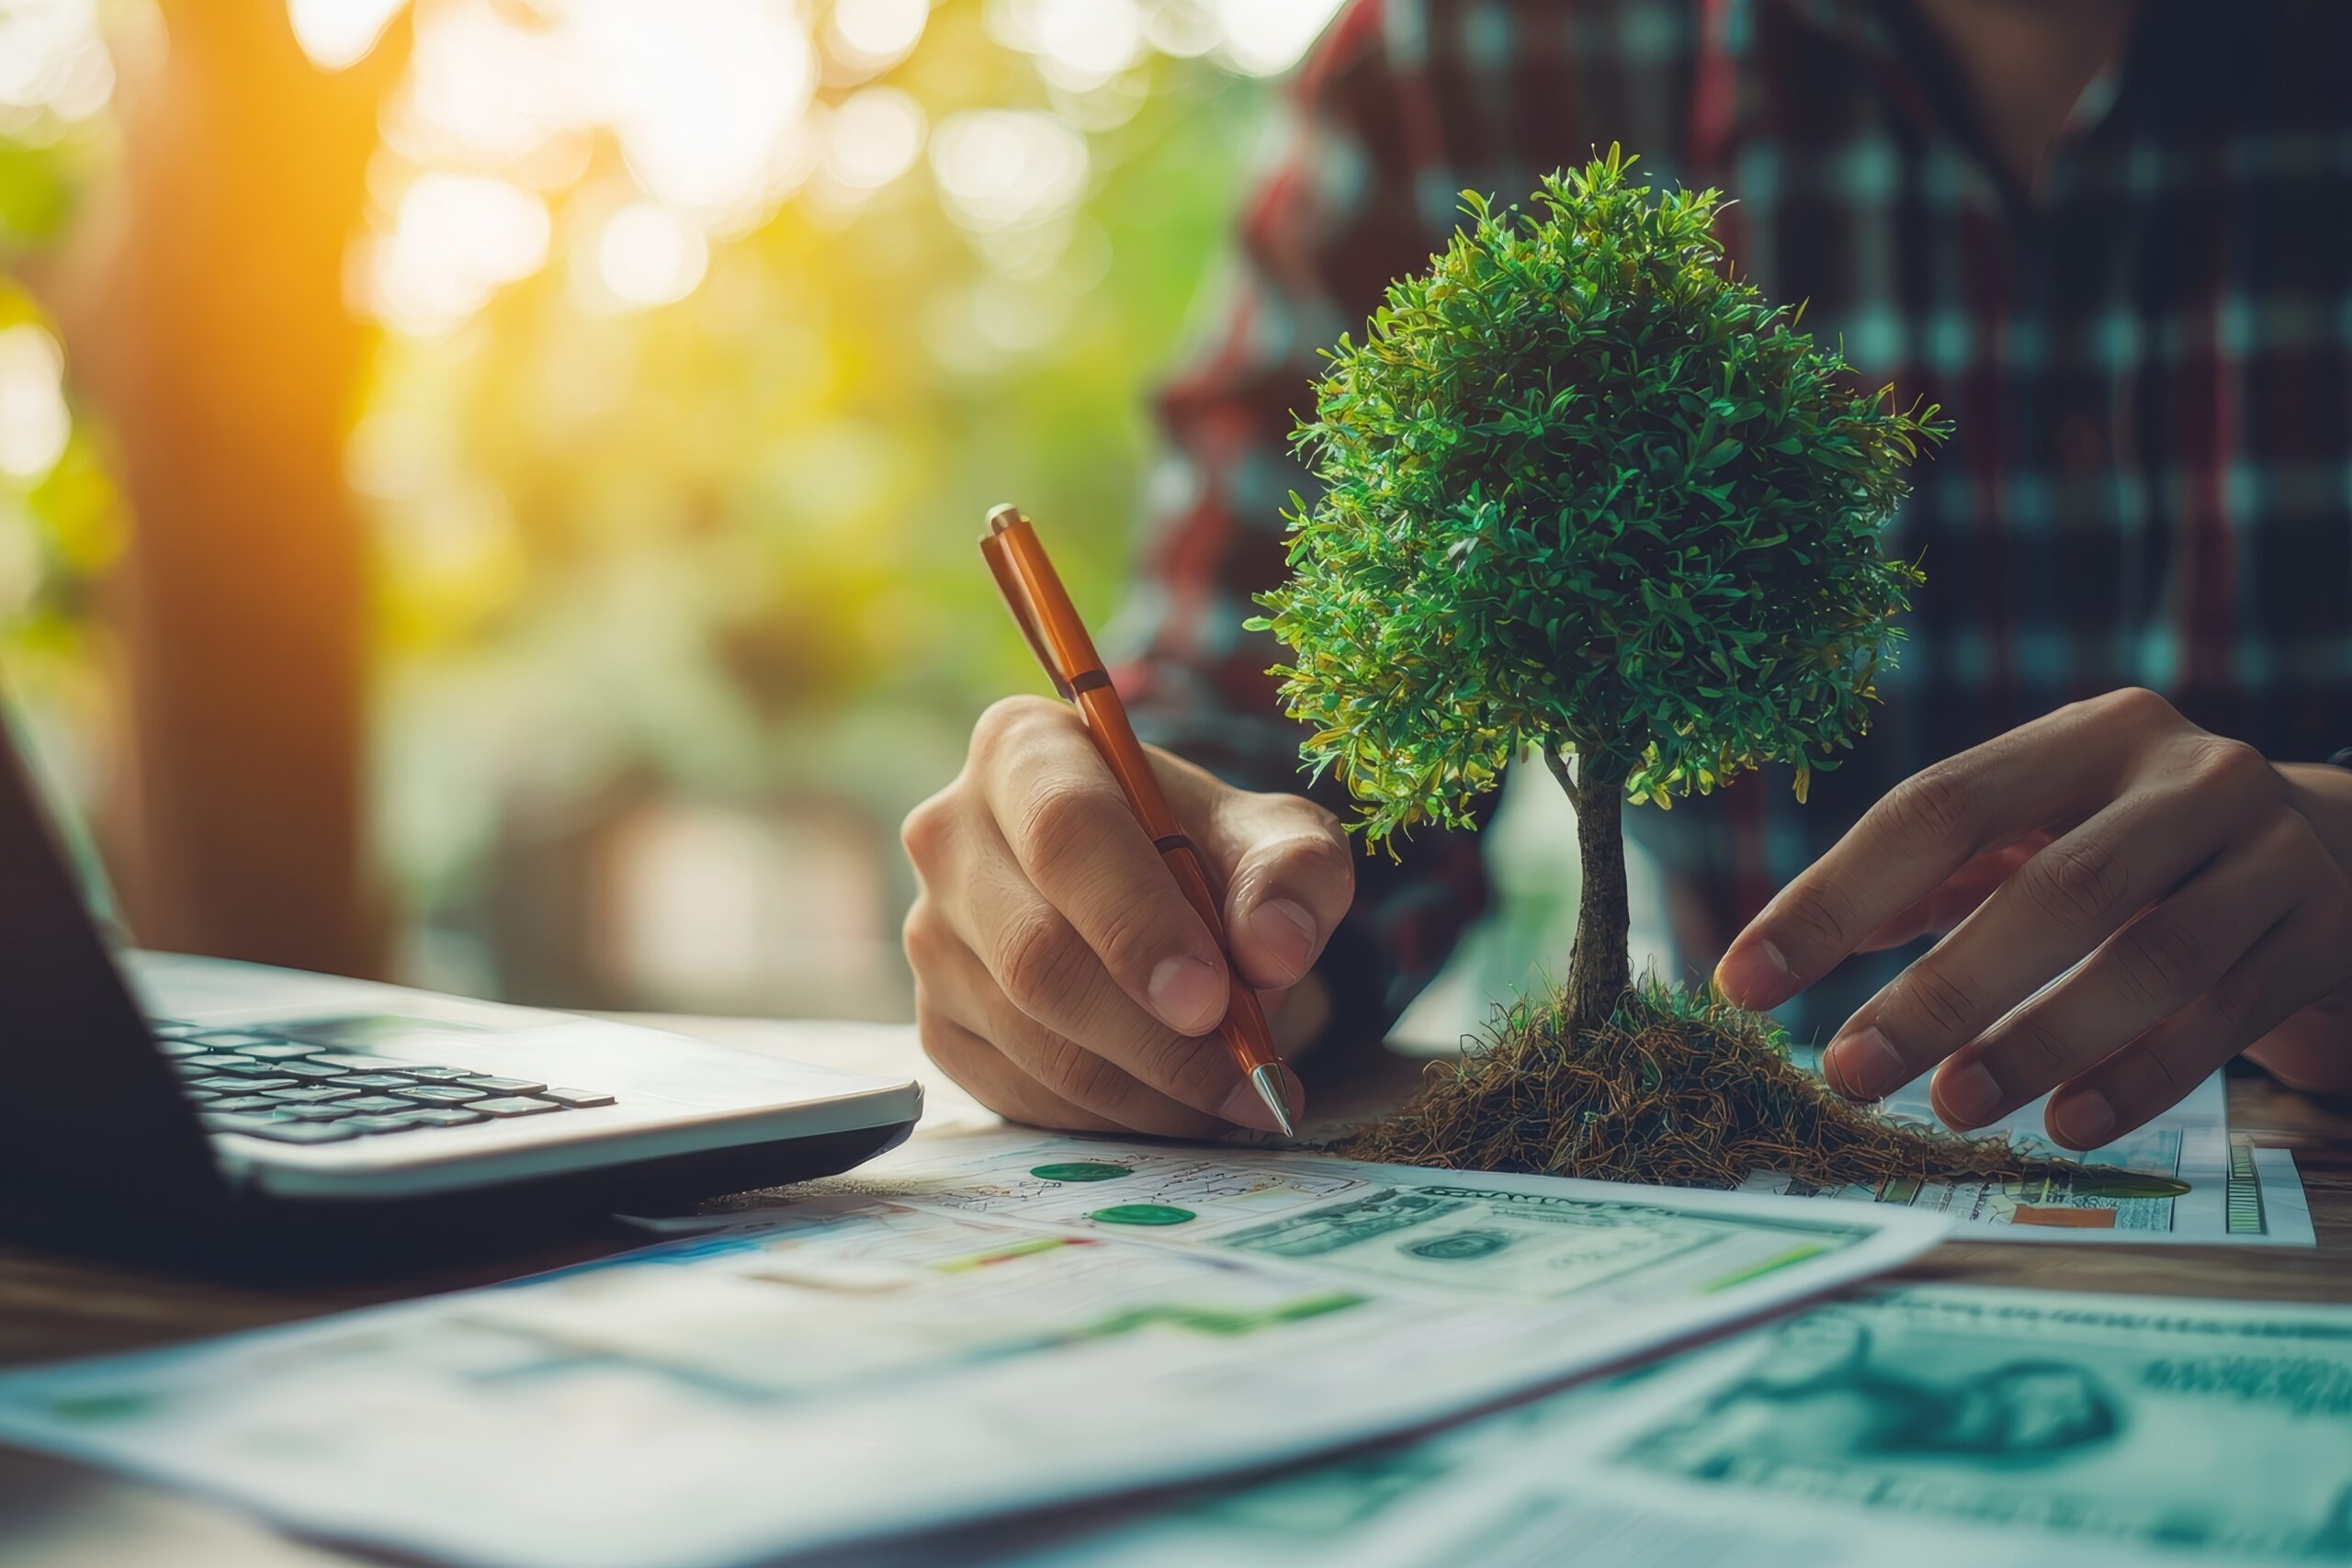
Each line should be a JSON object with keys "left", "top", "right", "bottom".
{"left": 593, "top": 197, "right": 707, "bottom": 309}
{"left": 288, "top": 0, "right": 406, "bottom": 71}
{"left": 574, "top": 0, "right": 816, "bottom": 219}
{"left": 363, "top": 170, "right": 551, "bottom": 333}
{"left": 393, "top": 0, "right": 578, "bottom": 169}
{"left": 1212, "top": 0, "right": 1348, "bottom": 75}
{"left": 825, "top": 0, "right": 928, "bottom": 73}
{"left": 2, "top": 0, "right": 1364, "bottom": 1015}
{"left": 0, "top": 323, "right": 68, "bottom": 480}
{"left": 990, "top": 0, "right": 1148, "bottom": 90}
{"left": 929, "top": 108, "right": 1088, "bottom": 233}
{"left": 0, "top": 0, "right": 113, "bottom": 127}
{"left": 823, "top": 86, "right": 925, "bottom": 192}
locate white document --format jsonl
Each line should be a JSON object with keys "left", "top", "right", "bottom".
{"left": 1739, "top": 1064, "right": 2315, "bottom": 1245}
{"left": 0, "top": 1133, "right": 1946, "bottom": 1568}
{"left": 982, "top": 1283, "right": 2352, "bottom": 1568}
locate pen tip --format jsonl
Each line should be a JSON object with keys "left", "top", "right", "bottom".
{"left": 985, "top": 503, "right": 1024, "bottom": 536}
{"left": 1250, "top": 1064, "right": 1295, "bottom": 1140}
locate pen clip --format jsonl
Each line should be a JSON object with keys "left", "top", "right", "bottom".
{"left": 980, "top": 508, "right": 1076, "bottom": 702}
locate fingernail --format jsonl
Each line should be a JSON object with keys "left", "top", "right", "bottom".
{"left": 1249, "top": 898, "right": 1317, "bottom": 983}
{"left": 2053, "top": 1090, "right": 2116, "bottom": 1149}
{"left": 1714, "top": 940, "right": 1793, "bottom": 1008}
{"left": 1217, "top": 1065, "right": 1304, "bottom": 1134}
{"left": 1826, "top": 1026, "right": 1906, "bottom": 1101}
{"left": 1938, "top": 1060, "right": 2003, "bottom": 1128}
{"left": 1148, "top": 954, "right": 1227, "bottom": 1035}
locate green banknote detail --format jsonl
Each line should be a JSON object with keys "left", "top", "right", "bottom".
{"left": 1030, "top": 1162, "right": 1133, "bottom": 1183}
{"left": 1616, "top": 1288, "right": 2352, "bottom": 1562}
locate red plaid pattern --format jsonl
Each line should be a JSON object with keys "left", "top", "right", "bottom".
{"left": 1114, "top": 0, "right": 2352, "bottom": 1042}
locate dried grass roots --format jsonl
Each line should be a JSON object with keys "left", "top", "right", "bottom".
{"left": 1336, "top": 978, "right": 2085, "bottom": 1191}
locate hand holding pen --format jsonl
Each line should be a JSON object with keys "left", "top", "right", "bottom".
{"left": 897, "top": 505, "right": 1345, "bottom": 1136}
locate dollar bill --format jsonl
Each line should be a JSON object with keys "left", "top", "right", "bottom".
{"left": 1613, "top": 1286, "right": 2352, "bottom": 1560}
{"left": 865, "top": 1133, "right": 1889, "bottom": 1303}
{"left": 1213, "top": 1185, "right": 1756, "bottom": 1297}
{"left": 1744, "top": 1061, "right": 2317, "bottom": 1246}
{"left": 971, "top": 1285, "right": 2352, "bottom": 1568}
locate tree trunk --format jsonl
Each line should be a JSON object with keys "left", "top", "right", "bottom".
{"left": 1544, "top": 748, "right": 1630, "bottom": 1044}
{"left": 41, "top": 2, "right": 409, "bottom": 977}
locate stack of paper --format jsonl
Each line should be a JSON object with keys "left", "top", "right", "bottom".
{"left": 0, "top": 1133, "right": 1943, "bottom": 1568}
{"left": 0, "top": 1061, "right": 2324, "bottom": 1567}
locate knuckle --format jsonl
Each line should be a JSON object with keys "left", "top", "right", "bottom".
{"left": 2177, "top": 736, "right": 2272, "bottom": 797}
{"left": 970, "top": 694, "right": 1063, "bottom": 767}
{"left": 1899, "top": 964, "right": 1980, "bottom": 1037}
{"left": 2258, "top": 806, "right": 2326, "bottom": 868}
{"left": 1284, "top": 793, "right": 1347, "bottom": 840}
{"left": 911, "top": 1002, "right": 964, "bottom": 1073}
{"left": 2109, "top": 1038, "right": 2183, "bottom": 1109}
{"left": 2267, "top": 818, "right": 2352, "bottom": 944}
{"left": 899, "top": 791, "right": 953, "bottom": 869}
{"left": 1885, "top": 765, "right": 1977, "bottom": 848}
{"left": 1265, "top": 826, "right": 1356, "bottom": 902}
{"left": 1017, "top": 779, "right": 1116, "bottom": 874}
{"left": 2136, "top": 1044, "right": 2183, "bottom": 1100}
{"left": 2003, "top": 1010, "right": 2075, "bottom": 1077}
{"left": 995, "top": 908, "right": 1088, "bottom": 1017}
{"left": 2098, "top": 685, "right": 2179, "bottom": 730}
{"left": 1029, "top": 1032, "right": 1126, "bottom": 1111}
{"left": 901, "top": 901, "right": 963, "bottom": 988}
{"left": 1128, "top": 1031, "right": 1232, "bottom": 1104}
{"left": 2022, "top": 840, "right": 2128, "bottom": 932}
{"left": 1772, "top": 877, "right": 1857, "bottom": 957}
{"left": 2114, "top": 918, "right": 2206, "bottom": 1010}
{"left": 899, "top": 899, "right": 937, "bottom": 966}
{"left": 1090, "top": 905, "right": 1186, "bottom": 992}
{"left": 914, "top": 1011, "right": 1021, "bottom": 1117}
{"left": 2206, "top": 961, "right": 2264, "bottom": 1031}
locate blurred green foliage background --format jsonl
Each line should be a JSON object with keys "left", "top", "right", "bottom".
{"left": 0, "top": 0, "right": 1357, "bottom": 1017}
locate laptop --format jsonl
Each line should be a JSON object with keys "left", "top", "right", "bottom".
{"left": 0, "top": 710, "right": 921, "bottom": 1278}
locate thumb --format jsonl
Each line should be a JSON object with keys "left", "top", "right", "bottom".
{"left": 1199, "top": 790, "right": 1356, "bottom": 990}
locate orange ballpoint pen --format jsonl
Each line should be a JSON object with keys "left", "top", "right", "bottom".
{"left": 980, "top": 503, "right": 1295, "bottom": 1138}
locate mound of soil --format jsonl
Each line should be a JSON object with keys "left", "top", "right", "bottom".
{"left": 1334, "top": 976, "right": 2082, "bottom": 1192}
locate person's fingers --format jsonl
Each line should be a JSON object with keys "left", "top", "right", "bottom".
{"left": 2045, "top": 893, "right": 2352, "bottom": 1146}
{"left": 1853, "top": 840, "right": 2044, "bottom": 953}
{"left": 1716, "top": 691, "right": 2178, "bottom": 1010}
{"left": 910, "top": 905, "right": 1239, "bottom": 1136}
{"left": 1925, "top": 818, "right": 2307, "bottom": 1128}
{"left": 1190, "top": 779, "right": 1355, "bottom": 989}
{"left": 912, "top": 1008, "right": 1125, "bottom": 1135}
{"left": 1822, "top": 774, "right": 2263, "bottom": 1104}
{"left": 971, "top": 696, "right": 1230, "bottom": 1037}
{"left": 926, "top": 806, "right": 1275, "bottom": 1124}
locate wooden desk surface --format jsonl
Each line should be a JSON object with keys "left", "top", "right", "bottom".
{"left": 2, "top": 1022, "right": 2346, "bottom": 1566}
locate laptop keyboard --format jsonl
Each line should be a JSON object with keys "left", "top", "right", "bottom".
{"left": 151, "top": 1021, "right": 616, "bottom": 1145}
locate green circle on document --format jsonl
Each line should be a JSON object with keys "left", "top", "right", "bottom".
{"left": 1090, "top": 1203, "right": 1197, "bottom": 1226}
{"left": 1030, "top": 1161, "right": 1133, "bottom": 1183}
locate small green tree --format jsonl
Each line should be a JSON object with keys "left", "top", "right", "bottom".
{"left": 1250, "top": 150, "right": 1947, "bottom": 1045}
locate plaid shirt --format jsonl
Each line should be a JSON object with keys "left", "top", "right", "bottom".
{"left": 1113, "top": 0, "right": 2352, "bottom": 1044}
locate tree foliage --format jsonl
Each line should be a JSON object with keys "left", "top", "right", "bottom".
{"left": 1250, "top": 149, "right": 1949, "bottom": 845}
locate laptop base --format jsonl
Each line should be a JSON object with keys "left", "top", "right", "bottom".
{"left": 0, "top": 1117, "right": 914, "bottom": 1286}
